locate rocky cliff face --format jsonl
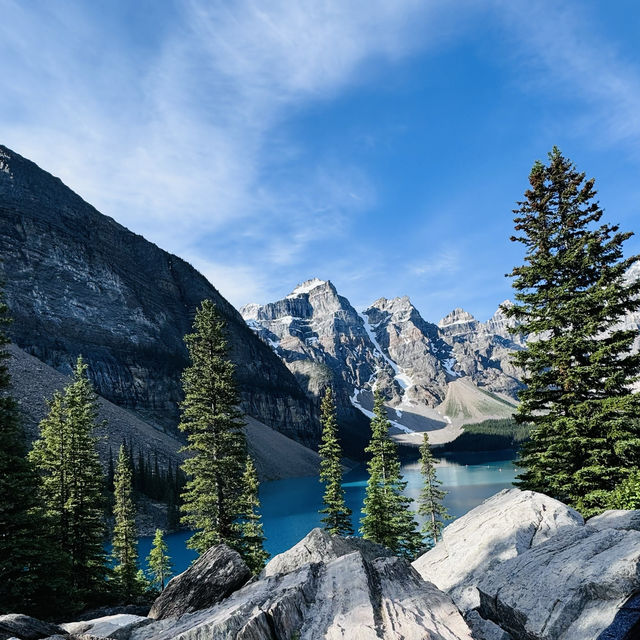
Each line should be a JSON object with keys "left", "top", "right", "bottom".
{"left": 0, "top": 145, "right": 318, "bottom": 446}
{"left": 437, "top": 302, "right": 525, "bottom": 400}
{"left": 242, "top": 279, "right": 377, "bottom": 454}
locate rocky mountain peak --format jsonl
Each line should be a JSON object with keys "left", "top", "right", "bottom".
{"left": 438, "top": 308, "right": 477, "bottom": 328}
{"left": 0, "top": 146, "right": 14, "bottom": 177}
{"left": 286, "top": 277, "right": 333, "bottom": 298}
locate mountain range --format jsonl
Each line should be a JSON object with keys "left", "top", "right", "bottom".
{"left": 2, "top": 142, "right": 639, "bottom": 471}
{"left": 241, "top": 279, "right": 525, "bottom": 446}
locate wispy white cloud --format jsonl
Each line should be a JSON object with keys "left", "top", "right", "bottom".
{"left": 494, "top": 1, "right": 640, "bottom": 153}
{"left": 0, "top": 0, "right": 441, "bottom": 308}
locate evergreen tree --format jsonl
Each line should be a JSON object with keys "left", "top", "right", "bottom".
{"left": 0, "top": 282, "right": 52, "bottom": 614}
{"left": 505, "top": 147, "right": 640, "bottom": 516}
{"left": 360, "top": 390, "right": 422, "bottom": 558}
{"left": 179, "top": 300, "right": 247, "bottom": 554}
{"left": 107, "top": 446, "right": 115, "bottom": 493}
{"left": 235, "top": 456, "right": 269, "bottom": 573}
{"left": 30, "top": 356, "right": 108, "bottom": 607}
{"left": 318, "top": 388, "right": 353, "bottom": 536}
{"left": 112, "top": 444, "right": 140, "bottom": 599}
{"left": 147, "top": 529, "right": 173, "bottom": 591}
{"left": 417, "top": 432, "right": 449, "bottom": 547}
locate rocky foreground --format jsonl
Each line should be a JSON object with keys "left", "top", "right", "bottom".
{"left": 2, "top": 489, "right": 640, "bottom": 640}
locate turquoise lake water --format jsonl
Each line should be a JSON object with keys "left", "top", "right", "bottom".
{"left": 136, "top": 450, "right": 518, "bottom": 575}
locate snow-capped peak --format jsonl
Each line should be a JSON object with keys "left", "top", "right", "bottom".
{"left": 286, "top": 278, "right": 328, "bottom": 298}
{"left": 438, "top": 308, "right": 477, "bottom": 328}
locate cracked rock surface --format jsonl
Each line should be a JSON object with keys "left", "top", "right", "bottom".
{"left": 124, "top": 529, "right": 473, "bottom": 640}
{"left": 413, "top": 488, "right": 640, "bottom": 640}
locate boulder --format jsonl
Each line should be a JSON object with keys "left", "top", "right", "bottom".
{"left": 477, "top": 526, "right": 640, "bottom": 640}
{"left": 148, "top": 544, "right": 252, "bottom": 620}
{"left": 412, "top": 488, "right": 583, "bottom": 610}
{"left": 414, "top": 488, "right": 640, "bottom": 639}
{"left": 585, "top": 508, "right": 640, "bottom": 532}
{"left": 122, "top": 528, "right": 474, "bottom": 640}
{"left": 0, "top": 614, "right": 67, "bottom": 640}
{"left": 60, "top": 615, "right": 147, "bottom": 638}
{"left": 262, "top": 527, "right": 391, "bottom": 577}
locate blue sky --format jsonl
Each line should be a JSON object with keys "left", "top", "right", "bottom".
{"left": 1, "top": 1, "right": 639, "bottom": 322}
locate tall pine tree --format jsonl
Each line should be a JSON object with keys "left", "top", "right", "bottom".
{"left": 112, "top": 444, "right": 140, "bottom": 599}
{"left": 318, "top": 388, "right": 353, "bottom": 536}
{"left": 179, "top": 300, "right": 247, "bottom": 554}
{"left": 360, "top": 389, "right": 422, "bottom": 558}
{"left": 147, "top": 529, "right": 173, "bottom": 591}
{"left": 417, "top": 432, "right": 449, "bottom": 547}
{"left": 235, "top": 456, "right": 269, "bottom": 573}
{"left": 0, "top": 281, "right": 53, "bottom": 615}
{"left": 505, "top": 147, "right": 640, "bottom": 516}
{"left": 30, "top": 357, "right": 108, "bottom": 607}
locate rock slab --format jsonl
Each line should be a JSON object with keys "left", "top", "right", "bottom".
{"left": 148, "top": 544, "right": 252, "bottom": 620}
{"left": 413, "top": 488, "right": 640, "bottom": 640}
{"left": 0, "top": 614, "right": 66, "bottom": 640}
{"left": 127, "top": 529, "right": 473, "bottom": 640}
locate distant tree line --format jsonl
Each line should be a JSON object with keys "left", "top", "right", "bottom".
{"left": 437, "top": 418, "right": 532, "bottom": 453}
{"left": 106, "top": 442, "right": 186, "bottom": 531}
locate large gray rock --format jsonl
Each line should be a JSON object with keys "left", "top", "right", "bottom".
{"left": 123, "top": 528, "right": 473, "bottom": 640}
{"left": 0, "top": 614, "right": 66, "bottom": 640}
{"left": 414, "top": 488, "right": 640, "bottom": 640}
{"left": 61, "top": 615, "right": 147, "bottom": 638}
{"left": 262, "top": 527, "right": 391, "bottom": 577}
{"left": 413, "top": 489, "right": 583, "bottom": 610}
{"left": 148, "top": 544, "right": 252, "bottom": 620}
{"left": 477, "top": 526, "right": 640, "bottom": 639}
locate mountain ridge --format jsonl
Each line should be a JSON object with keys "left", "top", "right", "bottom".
{"left": 0, "top": 144, "right": 319, "bottom": 449}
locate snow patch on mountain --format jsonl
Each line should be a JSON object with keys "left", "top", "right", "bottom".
{"left": 443, "top": 357, "right": 461, "bottom": 378}
{"left": 350, "top": 389, "right": 414, "bottom": 434}
{"left": 358, "top": 311, "right": 413, "bottom": 390}
{"left": 287, "top": 278, "right": 327, "bottom": 298}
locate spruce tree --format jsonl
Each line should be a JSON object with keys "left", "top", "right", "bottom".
{"left": 318, "top": 388, "right": 353, "bottom": 536}
{"left": 505, "top": 147, "right": 640, "bottom": 516}
{"left": 179, "top": 299, "right": 247, "bottom": 554}
{"left": 147, "top": 529, "right": 173, "bottom": 591}
{"left": 417, "top": 432, "right": 449, "bottom": 547}
{"left": 112, "top": 444, "right": 140, "bottom": 599}
{"left": 0, "top": 282, "right": 52, "bottom": 614}
{"left": 235, "top": 456, "right": 269, "bottom": 573}
{"left": 360, "top": 390, "right": 422, "bottom": 558}
{"left": 30, "top": 356, "right": 108, "bottom": 606}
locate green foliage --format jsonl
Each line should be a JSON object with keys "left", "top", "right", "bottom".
{"left": 146, "top": 529, "right": 173, "bottom": 591}
{"left": 609, "top": 468, "right": 640, "bottom": 510}
{"left": 0, "top": 283, "right": 56, "bottom": 615}
{"left": 318, "top": 388, "right": 353, "bottom": 536}
{"left": 418, "top": 433, "right": 450, "bottom": 548}
{"left": 505, "top": 147, "right": 640, "bottom": 517}
{"left": 360, "top": 390, "right": 423, "bottom": 558}
{"left": 439, "top": 418, "right": 532, "bottom": 452}
{"left": 30, "top": 356, "right": 108, "bottom": 611}
{"left": 235, "top": 457, "right": 269, "bottom": 573}
{"left": 112, "top": 445, "right": 141, "bottom": 599}
{"left": 179, "top": 300, "right": 247, "bottom": 554}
